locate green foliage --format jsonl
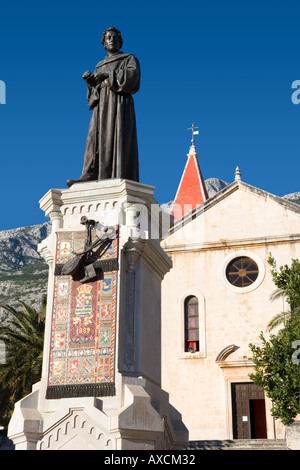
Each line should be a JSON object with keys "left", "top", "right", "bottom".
{"left": 0, "top": 261, "right": 48, "bottom": 282}
{"left": 249, "top": 315, "right": 300, "bottom": 426}
{"left": 249, "top": 256, "right": 300, "bottom": 426}
{"left": 268, "top": 254, "right": 300, "bottom": 312}
{"left": 0, "top": 297, "right": 46, "bottom": 428}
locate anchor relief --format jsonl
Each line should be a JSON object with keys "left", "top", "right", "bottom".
{"left": 55, "top": 216, "right": 118, "bottom": 283}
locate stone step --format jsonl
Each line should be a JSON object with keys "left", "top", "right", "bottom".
{"left": 186, "top": 439, "right": 288, "bottom": 450}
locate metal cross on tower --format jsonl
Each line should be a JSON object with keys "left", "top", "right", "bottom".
{"left": 188, "top": 123, "right": 199, "bottom": 144}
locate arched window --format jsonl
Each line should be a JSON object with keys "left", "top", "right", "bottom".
{"left": 184, "top": 296, "right": 199, "bottom": 353}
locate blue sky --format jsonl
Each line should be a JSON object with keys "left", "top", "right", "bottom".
{"left": 0, "top": 0, "right": 300, "bottom": 230}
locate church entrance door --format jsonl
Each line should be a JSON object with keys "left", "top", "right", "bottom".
{"left": 231, "top": 382, "right": 267, "bottom": 439}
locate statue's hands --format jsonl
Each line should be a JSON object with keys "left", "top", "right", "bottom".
{"left": 94, "top": 71, "right": 109, "bottom": 83}
{"left": 82, "top": 71, "right": 97, "bottom": 86}
{"left": 82, "top": 70, "right": 109, "bottom": 87}
{"left": 82, "top": 70, "right": 92, "bottom": 81}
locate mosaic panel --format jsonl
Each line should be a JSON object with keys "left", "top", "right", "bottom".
{"left": 46, "top": 229, "right": 118, "bottom": 399}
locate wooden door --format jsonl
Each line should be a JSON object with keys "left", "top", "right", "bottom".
{"left": 231, "top": 382, "right": 267, "bottom": 439}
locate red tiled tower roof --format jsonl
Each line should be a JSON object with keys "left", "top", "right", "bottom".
{"left": 172, "top": 144, "right": 208, "bottom": 222}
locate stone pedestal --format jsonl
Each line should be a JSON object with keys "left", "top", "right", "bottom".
{"left": 286, "top": 420, "right": 300, "bottom": 450}
{"left": 8, "top": 179, "right": 188, "bottom": 450}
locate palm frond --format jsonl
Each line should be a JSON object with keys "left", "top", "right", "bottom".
{"left": 0, "top": 298, "right": 46, "bottom": 428}
{"left": 269, "top": 287, "right": 286, "bottom": 302}
{"left": 267, "top": 311, "right": 292, "bottom": 331}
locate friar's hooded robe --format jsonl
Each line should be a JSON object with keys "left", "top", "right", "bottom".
{"left": 80, "top": 52, "right": 140, "bottom": 182}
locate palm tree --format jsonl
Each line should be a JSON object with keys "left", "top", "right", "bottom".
{"left": 267, "top": 255, "right": 300, "bottom": 331}
{"left": 0, "top": 296, "right": 46, "bottom": 427}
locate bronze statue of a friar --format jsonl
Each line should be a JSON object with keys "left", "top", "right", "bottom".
{"left": 67, "top": 27, "right": 140, "bottom": 187}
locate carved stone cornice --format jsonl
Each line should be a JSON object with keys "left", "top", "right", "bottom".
{"left": 38, "top": 237, "right": 55, "bottom": 267}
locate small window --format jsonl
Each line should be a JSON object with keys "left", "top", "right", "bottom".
{"left": 226, "top": 256, "right": 259, "bottom": 288}
{"left": 184, "top": 296, "right": 199, "bottom": 353}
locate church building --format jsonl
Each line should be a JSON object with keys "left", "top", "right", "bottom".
{"left": 160, "top": 138, "right": 300, "bottom": 442}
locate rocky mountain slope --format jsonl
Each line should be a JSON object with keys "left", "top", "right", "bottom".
{"left": 283, "top": 191, "right": 300, "bottom": 205}
{"left": 0, "top": 179, "right": 299, "bottom": 323}
{"left": 204, "top": 177, "right": 229, "bottom": 198}
{"left": 0, "top": 223, "right": 51, "bottom": 322}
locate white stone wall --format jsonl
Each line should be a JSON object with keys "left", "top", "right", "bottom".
{"left": 161, "top": 182, "right": 300, "bottom": 440}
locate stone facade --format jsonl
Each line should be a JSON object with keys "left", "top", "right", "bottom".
{"left": 161, "top": 179, "right": 300, "bottom": 441}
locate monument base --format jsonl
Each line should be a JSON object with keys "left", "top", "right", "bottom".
{"left": 8, "top": 179, "right": 188, "bottom": 450}
{"left": 8, "top": 376, "right": 187, "bottom": 450}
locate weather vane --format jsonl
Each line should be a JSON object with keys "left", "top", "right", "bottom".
{"left": 188, "top": 123, "right": 199, "bottom": 144}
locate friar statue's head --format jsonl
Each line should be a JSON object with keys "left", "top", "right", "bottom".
{"left": 101, "top": 27, "right": 123, "bottom": 54}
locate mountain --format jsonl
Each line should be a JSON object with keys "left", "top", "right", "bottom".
{"left": 282, "top": 191, "right": 300, "bottom": 205}
{"left": 0, "top": 223, "right": 51, "bottom": 323}
{"left": 204, "top": 177, "right": 229, "bottom": 198}
{"left": 0, "top": 223, "right": 50, "bottom": 275}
